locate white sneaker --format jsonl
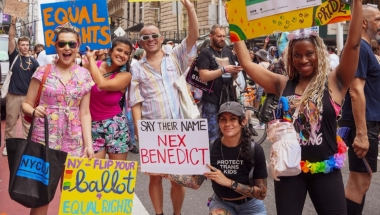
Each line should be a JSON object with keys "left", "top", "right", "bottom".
{"left": 254, "top": 124, "right": 265, "bottom": 130}
{"left": 2, "top": 147, "right": 7, "bottom": 156}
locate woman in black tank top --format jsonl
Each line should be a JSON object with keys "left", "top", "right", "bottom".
{"left": 233, "top": 1, "right": 363, "bottom": 214}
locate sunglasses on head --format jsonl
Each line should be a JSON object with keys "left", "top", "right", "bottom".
{"left": 56, "top": 41, "right": 79, "bottom": 49}
{"left": 140, "top": 34, "right": 161, "bottom": 41}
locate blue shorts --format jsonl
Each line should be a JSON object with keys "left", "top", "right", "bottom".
{"left": 209, "top": 195, "right": 267, "bottom": 215}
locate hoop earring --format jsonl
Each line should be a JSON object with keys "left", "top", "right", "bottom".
{"left": 106, "top": 57, "right": 112, "bottom": 66}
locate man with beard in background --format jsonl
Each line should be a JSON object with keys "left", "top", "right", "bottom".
{"left": 197, "top": 24, "right": 242, "bottom": 143}
{"left": 339, "top": 4, "right": 380, "bottom": 215}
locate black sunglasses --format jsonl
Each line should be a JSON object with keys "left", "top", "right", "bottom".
{"left": 56, "top": 41, "right": 79, "bottom": 49}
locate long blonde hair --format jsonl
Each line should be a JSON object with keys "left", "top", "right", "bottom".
{"left": 284, "top": 36, "right": 331, "bottom": 123}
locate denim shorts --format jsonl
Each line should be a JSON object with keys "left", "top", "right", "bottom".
{"left": 209, "top": 195, "right": 267, "bottom": 215}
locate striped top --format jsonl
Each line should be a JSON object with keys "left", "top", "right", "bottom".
{"left": 129, "top": 39, "right": 196, "bottom": 120}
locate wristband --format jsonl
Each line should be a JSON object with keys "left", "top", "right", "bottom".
{"left": 224, "top": 66, "right": 229, "bottom": 73}
{"left": 221, "top": 67, "right": 225, "bottom": 74}
{"left": 230, "top": 180, "right": 239, "bottom": 190}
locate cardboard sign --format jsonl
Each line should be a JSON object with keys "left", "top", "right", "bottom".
{"left": 59, "top": 157, "right": 138, "bottom": 215}
{"left": 228, "top": 0, "right": 352, "bottom": 41}
{"left": 40, "top": 0, "right": 112, "bottom": 55}
{"left": 4, "top": 0, "right": 28, "bottom": 18}
{"left": 138, "top": 119, "right": 210, "bottom": 174}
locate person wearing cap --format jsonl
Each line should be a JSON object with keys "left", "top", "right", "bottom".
{"left": 160, "top": 101, "right": 268, "bottom": 215}
{"left": 268, "top": 46, "right": 278, "bottom": 63}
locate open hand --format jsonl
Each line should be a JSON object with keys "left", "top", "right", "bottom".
{"left": 204, "top": 164, "right": 231, "bottom": 187}
{"left": 352, "top": 134, "right": 369, "bottom": 158}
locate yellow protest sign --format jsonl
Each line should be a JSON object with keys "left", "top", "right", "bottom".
{"left": 227, "top": 0, "right": 352, "bottom": 42}
{"left": 4, "top": 0, "right": 28, "bottom": 18}
{"left": 59, "top": 157, "right": 138, "bottom": 215}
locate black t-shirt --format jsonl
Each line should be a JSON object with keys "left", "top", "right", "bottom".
{"left": 341, "top": 39, "right": 380, "bottom": 121}
{"left": 210, "top": 138, "right": 268, "bottom": 199}
{"left": 9, "top": 49, "right": 39, "bottom": 95}
{"left": 197, "top": 47, "right": 235, "bottom": 105}
{"left": 282, "top": 78, "right": 338, "bottom": 162}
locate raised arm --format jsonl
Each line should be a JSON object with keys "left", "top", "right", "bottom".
{"left": 182, "top": 0, "right": 199, "bottom": 54}
{"left": 86, "top": 47, "right": 131, "bottom": 91}
{"left": 8, "top": 16, "right": 17, "bottom": 55}
{"left": 234, "top": 41, "right": 287, "bottom": 96}
{"left": 333, "top": 0, "right": 362, "bottom": 94}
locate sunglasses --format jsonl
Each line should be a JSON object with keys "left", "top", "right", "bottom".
{"left": 56, "top": 41, "right": 79, "bottom": 49}
{"left": 140, "top": 34, "right": 161, "bottom": 41}
{"left": 290, "top": 109, "right": 311, "bottom": 141}
{"left": 296, "top": 113, "right": 311, "bottom": 141}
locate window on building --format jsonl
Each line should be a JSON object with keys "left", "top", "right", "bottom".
{"left": 183, "top": 14, "right": 188, "bottom": 30}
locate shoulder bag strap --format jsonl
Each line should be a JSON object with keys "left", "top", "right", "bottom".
{"left": 9, "top": 55, "right": 19, "bottom": 71}
{"left": 248, "top": 141, "right": 256, "bottom": 186}
{"left": 291, "top": 81, "right": 312, "bottom": 124}
{"left": 33, "top": 64, "right": 51, "bottom": 108}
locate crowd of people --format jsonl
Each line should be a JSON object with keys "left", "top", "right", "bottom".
{"left": 2, "top": 0, "right": 380, "bottom": 214}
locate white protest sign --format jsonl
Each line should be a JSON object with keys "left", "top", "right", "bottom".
{"left": 138, "top": 119, "right": 210, "bottom": 175}
{"left": 114, "top": 27, "right": 126, "bottom": 37}
{"left": 4, "top": 0, "right": 28, "bottom": 18}
{"left": 246, "top": 0, "right": 322, "bottom": 21}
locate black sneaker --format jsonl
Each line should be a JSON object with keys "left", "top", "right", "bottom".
{"left": 249, "top": 124, "right": 258, "bottom": 136}
{"left": 129, "top": 145, "right": 139, "bottom": 154}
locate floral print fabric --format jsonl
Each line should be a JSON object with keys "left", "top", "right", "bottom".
{"left": 31, "top": 64, "right": 92, "bottom": 157}
{"left": 91, "top": 112, "right": 130, "bottom": 154}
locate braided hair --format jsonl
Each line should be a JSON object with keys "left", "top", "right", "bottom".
{"left": 284, "top": 35, "right": 331, "bottom": 124}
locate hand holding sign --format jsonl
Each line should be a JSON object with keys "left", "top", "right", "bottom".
{"left": 204, "top": 164, "right": 231, "bottom": 188}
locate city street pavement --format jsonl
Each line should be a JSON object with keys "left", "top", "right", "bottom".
{"left": 1, "top": 120, "right": 380, "bottom": 215}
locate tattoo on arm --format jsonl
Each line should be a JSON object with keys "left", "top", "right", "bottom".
{"left": 234, "top": 178, "right": 267, "bottom": 200}
{"left": 168, "top": 174, "right": 206, "bottom": 189}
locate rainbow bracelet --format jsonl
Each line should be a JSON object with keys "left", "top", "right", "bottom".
{"left": 300, "top": 135, "right": 347, "bottom": 174}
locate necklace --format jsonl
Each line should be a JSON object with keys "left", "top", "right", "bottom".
{"left": 220, "top": 139, "right": 242, "bottom": 161}
{"left": 210, "top": 47, "right": 223, "bottom": 58}
{"left": 19, "top": 56, "right": 32, "bottom": 71}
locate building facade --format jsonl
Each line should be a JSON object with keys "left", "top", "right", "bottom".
{"left": 108, "top": 0, "right": 227, "bottom": 43}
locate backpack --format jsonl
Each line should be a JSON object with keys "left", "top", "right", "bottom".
{"left": 210, "top": 139, "right": 256, "bottom": 186}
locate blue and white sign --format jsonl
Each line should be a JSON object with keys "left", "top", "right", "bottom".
{"left": 16, "top": 155, "right": 50, "bottom": 185}
{"left": 40, "top": 0, "right": 112, "bottom": 54}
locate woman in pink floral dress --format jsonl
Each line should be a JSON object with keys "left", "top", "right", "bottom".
{"left": 22, "top": 23, "right": 93, "bottom": 215}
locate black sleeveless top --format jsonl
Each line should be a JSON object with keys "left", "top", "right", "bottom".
{"left": 282, "top": 79, "right": 338, "bottom": 162}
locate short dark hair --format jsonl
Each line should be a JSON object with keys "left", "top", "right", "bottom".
{"left": 34, "top": 44, "right": 44, "bottom": 52}
{"left": 327, "top": 46, "right": 335, "bottom": 53}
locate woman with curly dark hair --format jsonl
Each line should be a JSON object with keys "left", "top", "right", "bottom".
{"left": 158, "top": 101, "right": 268, "bottom": 215}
